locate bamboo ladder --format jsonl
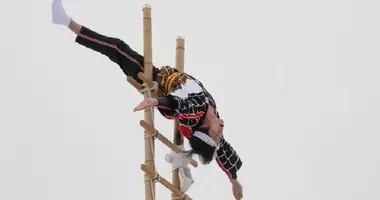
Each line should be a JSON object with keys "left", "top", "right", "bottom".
{"left": 126, "top": 4, "right": 198, "bottom": 200}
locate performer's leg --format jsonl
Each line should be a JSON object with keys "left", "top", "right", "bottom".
{"left": 52, "top": 0, "right": 159, "bottom": 83}
{"left": 72, "top": 21, "right": 144, "bottom": 83}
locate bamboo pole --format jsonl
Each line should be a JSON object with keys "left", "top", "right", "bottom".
{"left": 142, "top": 4, "right": 155, "bottom": 200}
{"left": 172, "top": 36, "right": 186, "bottom": 199}
{"left": 175, "top": 37, "right": 185, "bottom": 73}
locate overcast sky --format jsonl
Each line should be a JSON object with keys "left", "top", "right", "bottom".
{"left": 0, "top": 0, "right": 379, "bottom": 199}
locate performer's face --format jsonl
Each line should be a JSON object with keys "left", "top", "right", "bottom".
{"left": 208, "top": 118, "right": 224, "bottom": 145}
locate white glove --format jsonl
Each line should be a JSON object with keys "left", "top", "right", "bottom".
{"left": 165, "top": 146, "right": 194, "bottom": 192}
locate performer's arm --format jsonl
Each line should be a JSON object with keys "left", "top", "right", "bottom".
{"left": 155, "top": 92, "right": 208, "bottom": 119}
{"left": 215, "top": 138, "right": 243, "bottom": 180}
{"left": 216, "top": 139, "right": 244, "bottom": 199}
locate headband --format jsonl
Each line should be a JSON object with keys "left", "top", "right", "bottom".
{"left": 193, "top": 131, "right": 217, "bottom": 147}
{"left": 165, "top": 72, "right": 181, "bottom": 94}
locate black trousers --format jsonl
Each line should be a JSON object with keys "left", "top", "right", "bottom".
{"left": 75, "top": 26, "right": 159, "bottom": 84}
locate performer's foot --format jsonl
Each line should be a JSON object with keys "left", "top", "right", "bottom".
{"left": 52, "top": 0, "right": 71, "bottom": 27}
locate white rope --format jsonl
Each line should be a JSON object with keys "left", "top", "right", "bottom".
{"left": 139, "top": 81, "right": 158, "bottom": 94}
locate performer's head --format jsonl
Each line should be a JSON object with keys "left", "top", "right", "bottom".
{"left": 187, "top": 119, "right": 224, "bottom": 164}
{"left": 156, "top": 66, "right": 188, "bottom": 95}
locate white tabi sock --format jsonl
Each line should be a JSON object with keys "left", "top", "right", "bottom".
{"left": 52, "top": 0, "right": 71, "bottom": 27}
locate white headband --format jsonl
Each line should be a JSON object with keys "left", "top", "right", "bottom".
{"left": 193, "top": 131, "right": 217, "bottom": 147}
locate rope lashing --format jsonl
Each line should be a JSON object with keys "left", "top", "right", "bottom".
{"left": 144, "top": 131, "right": 157, "bottom": 139}
{"left": 144, "top": 171, "right": 161, "bottom": 182}
{"left": 138, "top": 81, "right": 158, "bottom": 94}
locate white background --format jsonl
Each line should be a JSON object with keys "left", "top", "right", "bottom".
{"left": 0, "top": 0, "right": 379, "bottom": 199}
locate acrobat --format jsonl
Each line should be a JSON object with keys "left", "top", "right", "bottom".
{"left": 52, "top": 0, "right": 243, "bottom": 199}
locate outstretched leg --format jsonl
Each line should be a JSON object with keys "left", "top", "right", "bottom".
{"left": 72, "top": 22, "right": 145, "bottom": 83}
{"left": 52, "top": 0, "right": 158, "bottom": 83}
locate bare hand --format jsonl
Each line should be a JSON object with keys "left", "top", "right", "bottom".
{"left": 133, "top": 98, "right": 158, "bottom": 112}
{"left": 231, "top": 179, "right": 243, "bottom": 200}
